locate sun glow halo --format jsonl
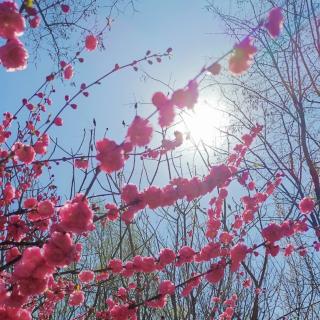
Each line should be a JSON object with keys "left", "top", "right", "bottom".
{"left": 178, "top": 98, "right": 228, "bottom": 147}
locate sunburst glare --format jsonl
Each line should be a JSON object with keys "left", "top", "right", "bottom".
{"left": 177, "top": 94, "right": 229, "bottom": 147}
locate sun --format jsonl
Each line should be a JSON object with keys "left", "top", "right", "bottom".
{"left": 176, "top": 95, "right": 229, "bottom": 147}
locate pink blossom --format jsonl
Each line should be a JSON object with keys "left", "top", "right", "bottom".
{"left": 122, "top": 184, "right": 140, "bottom": 204}
{"left": 207, "top": 62, "right": 221, "bottom": 75}
{"left": 0, "top": 1, "right": 25, "bottom": 39}
{"left": 140, "top": 256, "right": 157, "bottom": 273}
{"left": 151, "top": 91, "right": 175, "bottom": 127}
{"left": 85, "top": 34, "right": 98, "bottom": 51}
{"left": 105, "top": 203, "right": 119, "bottom": 221}
{"left": 109, "top": 304, "right": 137, "bottom": 319}
{"left": 108, "top": 258, "right": 123, "bottom": 273}
{"left": 265, "top": 8, "right": 283, "bottom": 38}
{"left": 225, "top": 307, "right": 235, "bottom": 317}
{"left": 299, "top": 247, "right": 307, "bottom": 257}
{"left": 203, "top": 164, "right": 232, "bottom": 192}
{"left": 29, "top": 15, "right": 40, "bottom": 28}
{"left": 281, "top": 220, "right": 295, "bottom": 237}
{"left": 242, "top": 134, "right": 253, "bottom": 146}
{"left": 58, "top": 194, "right": 94, "bottom": 234}
{"left": 173, "top": 177, "right": 203, "bottom": 201}
{"left": 159, "top": 280, "right": 175, "bottom": 295}
{"left": 160, "top": 184, "right": 178, "bottom": 206}
{"left": 294, "top": 220, "right": 308, "bottom": 233}
{"left": 229, "top": 37, "right": 257, "bottom": 74}
{"left": 205, "top": 262, "right": 225, "bottom": 283}
{"left": 126, "top": 116, "right": 153, "bottom": 147}
{"left": 75, "top": 158, "right": 89, "bottom": 169}
{"left": 243, "top": 210, "right": 254, "bottom": 223}
{"left": 158, "top": 248, "right": 176, "bottom": 268}
{"left": 219, "top": 231, "right": 233, "bottom": 244}
{"left": 121, "top": 261, "right": 135, "bottom": 278}
{"left": 299, "top": 197, "right": 315, "bottom": 214}
{"left": 117, "top": 287, "right": 127, "bottom": 299}
{"left": 0, "top": 38, "right": 28, "bottom": 71}
{"left": 7, "top": 215, "right": 26, "bottom": 241}
{"left": 248, "top": 181, "right": 255, "bottom": 190}
{"left": 54, "top": 117, "right": 63, "bottom": 126}
{"left": 130, "top": 256, "right": 157, "bottom": 274}
{"left": 96, "top": 272, "right": 109, "bottom": 282}
{"left": 195, "top": 242, "right": 221, "bottom": 262}
{"left": 284, "top": 244, "right": 294, "bottom": 257}
{"left": 261, "top": 223, "right": 283, "bottom": 243}
{"left": 3, "top": 183, "right": 15, "bottom": 204}
{"left": 6, "top": 246, "right": 20, "bottom": 263}
{"left": 143, "top": 186, "right": 164, "bottom": 209}
{"left": 206, "top": 216, "right": 221, "bottom": 238}
{"left": 0, "top": 306, "right": 31, "bottom": 320}
{"left": 23, "top": 198, "right": 37, "bottom": 208}
{"left": 158, "top": 100, "right": 175, "bottom": 127}
{"left": 233, "top": 217, "right": 243, "bottom": 229}
{"left": 266, "top": 243, "right": 280, "bottom": 257}
{"left": 37, "top": 200, "right": 54, "bottom": 219}
{"left": 230, "top": 243, "right": 248, "bottom": 272}
{"left": 63, "top": 64, "right": 73, "bottom": 80}
{"left": 13, "top": 247, "right": 53, "bottom": 296}
{"left": 171, "top": 80, "right": 198, "bottom": 110}
{"left": 146, "top": 295, "right": 167, "bottom": 309}
{"left": 78, "top": 270, "right": 95, "bottom": 283}
{"left": 243, "top": 278, "right": 252, "bottom": 288}
{"left": 14, "top": 143, "right": 35, "bottom": 164}
{"left": 34, "top": 134, "right": 49, "bottom": 155}
{"left": 181, "top": 274, "right": 201, "bottom": 297}
{"left": 152, "top": 91, "right": 168, "bottom": 109}
{"left": 96, "top": 138, "right": 124, "bottom": 173}
{"left": 255, "top": 288, "right": 262, "bottom": 295}
{"left": 121, "top": 184, "right": 145, "bottom": 224}
{"left": 69, "top": 291, "right": 84, "bottom": 306}
{"left": 43, "top": 231, "right": 82, "bottom": 267}
{"left": 176, "top": 246, "right": 195, "bottom": 267}
{"left": 61, "top": 4, "right": 70, "bottom": 13}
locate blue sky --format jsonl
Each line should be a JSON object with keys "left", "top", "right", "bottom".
{"left": 1, "top": 0, "right": 231, "bottom": 131}
{"left": 0, "top": 0, "right": 234, "bottom": 198}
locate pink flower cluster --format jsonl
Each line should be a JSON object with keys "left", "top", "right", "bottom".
{"left": 229, "top": 37, "right": 257, "bottom": 75}
{"left": 230, "top": 243, "right": 248, "bottom": 272}
{"left": 85, "top": 34, "right": 98, "bottom": 51}
{"left": 299, "top": 197, "right": 315, "bottom": 214}
{"left": 141, "top": 131, "right": 183, "bottom": 160}
{"left": 0, "top": 1, "right": 28, "bottom": 71}
{"left": 60, "top": 61, "right": 74, "bottom": 80}
{"left": 119, "top": 163, "right": 232, "bottom": 224}
{"left": 96, "top": 299, "right": 137, "bottom": 320}
{"left": 13, "top": 142, "right": 35, "bottom": 164}
{"left": 69, "top": 290, "right": 85, "bottom": 306}
{"left": 78, "top": 270, "right": 95, "bottom": 283}
{"left": 213, "top": 294, "right": 238, "bottom": 320}
{"left": 1, "top": 194, "right": 87, "bottom": 311}
{"left": 13, "top": 247, "right": 54, "bottom": 297}
{"left": 228, "top": 8, "right": 283, "bottom": 75}
{"left": 152, "top": 80, "right": 199, "bottom": 127}
{"left": 262, "top": 219, "right": 308, "bottom": 248}
{"left": 0, "top": 306, "right": 31, "bottom": 320}
{"left": 43, "top": 231, "right": 82, "bottom": 267}
{"left": 126, "top": 116, "right": 153, "bottom": 147}
{"left": 181, "top": 273, "right": 201, "bottom": 297}
{"left": 57, "top": 194, "right": 94, "bottom": 234}
{"left": 98, "top": 125, "right": 262, "bottom": 226}
{"left": 265, "top": 7, "right": 283, "bottom": 38}
{"left": 96, "top": 138, "right": 125, "bottom": 173}
{"left": 96, "top": 117, "right": 185, "bottom": 174}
